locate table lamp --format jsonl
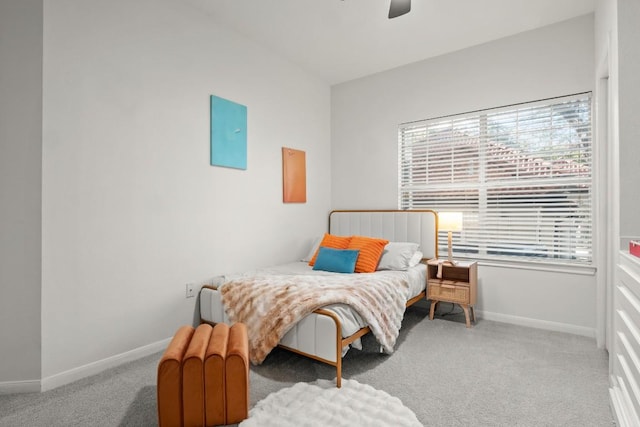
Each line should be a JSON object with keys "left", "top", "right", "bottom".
{"left": 439, "top": 212, "right": 463, "bottom": 265}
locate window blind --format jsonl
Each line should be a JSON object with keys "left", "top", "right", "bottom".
{"left": 398, "top": 93, "right": 593, "bottom": 265}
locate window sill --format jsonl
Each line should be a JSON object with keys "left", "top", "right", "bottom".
{"left": 452, "top": 256, "right": 596, "bottom": 276}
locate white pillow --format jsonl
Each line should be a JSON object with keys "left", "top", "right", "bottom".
{"left": 377, "top": 242, "right": 420, "bottom": 271}
{"left": 409, "top": 250, "right": 424, "bottom": 267}
{"left": 301, "top": 236, "right": 323, "bottom": 262}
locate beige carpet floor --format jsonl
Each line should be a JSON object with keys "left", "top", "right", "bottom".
{"left": 0, "top": 301, "right": 614, "bottom": 426}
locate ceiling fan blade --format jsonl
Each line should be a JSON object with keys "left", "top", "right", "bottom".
{"left": 388, "top": 0, "right": 411, "bottom": 19}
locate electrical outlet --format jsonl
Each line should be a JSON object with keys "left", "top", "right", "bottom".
{"left": 185, "top": 283, "right": 195, "bottom": 298}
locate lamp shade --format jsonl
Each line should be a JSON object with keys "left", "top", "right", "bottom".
{"left": 439, "top": 212, "right": 463, "bottom": 232}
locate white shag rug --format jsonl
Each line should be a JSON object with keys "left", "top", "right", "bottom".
{"left": 239, "top": 379, "right": 422, "bottom": 426}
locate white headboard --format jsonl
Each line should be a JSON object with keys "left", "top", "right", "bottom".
{"left": 328, "top": 210, "right": 438, "bottom": 259}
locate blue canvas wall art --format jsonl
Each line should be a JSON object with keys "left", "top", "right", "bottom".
{"left": 210, "top": 95, "right": 247, "bottom": 169}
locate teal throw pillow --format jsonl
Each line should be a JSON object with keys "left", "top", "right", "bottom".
{"left": 312, "top": 247, "right": 360, "bottom": 274}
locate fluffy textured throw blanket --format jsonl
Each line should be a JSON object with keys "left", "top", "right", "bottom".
{"left": 220, "top": 272, "right": 410, "bottom": 364}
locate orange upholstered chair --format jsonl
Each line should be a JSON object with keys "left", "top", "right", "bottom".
{"left": 157, "top": 323, "right": 249, "bottom": 427}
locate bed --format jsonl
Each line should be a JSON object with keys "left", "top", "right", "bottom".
{"left": 199, "top": 209, "right": 438, "bottom": 387}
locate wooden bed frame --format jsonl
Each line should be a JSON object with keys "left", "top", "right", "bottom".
{"left": 199, "top": 209, "right": 438, "bottom": 387}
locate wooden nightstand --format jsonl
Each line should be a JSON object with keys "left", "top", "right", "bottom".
{"left": 426, "top": 259, "right": 478, "bottom": 328}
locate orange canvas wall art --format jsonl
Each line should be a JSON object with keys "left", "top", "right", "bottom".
{"left": 282, "top": 147, "right": 306, "bottom": 203}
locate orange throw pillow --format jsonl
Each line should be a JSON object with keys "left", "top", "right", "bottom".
{"left": 308, "top": 233, "right": 352, "bottom": 266}
{"left": 347, "top": 235, "right": 389, "bottom": 273}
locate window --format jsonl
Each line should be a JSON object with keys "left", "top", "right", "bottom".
{"left": 398, "top": 93, "right": 593, "bottom": 265}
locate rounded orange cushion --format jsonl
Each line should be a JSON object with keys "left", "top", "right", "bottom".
{"left": 347, "top": 235, "right": 389, "bottom": 273}
{"left": 308, "top": 233, "right": 352, "bottom": 266}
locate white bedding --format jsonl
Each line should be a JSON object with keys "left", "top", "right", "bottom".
{"left": 223, "top": 261, "right": 427, "bottom": 341}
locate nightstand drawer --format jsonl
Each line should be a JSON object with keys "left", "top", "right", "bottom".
{"left": 428, "top": 282, "right": 469, "bottom": 304}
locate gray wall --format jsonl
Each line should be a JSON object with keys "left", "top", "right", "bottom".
{"left": 0, "top": 0, "right": 43, "bottom": 386}
{"left": 331, "top": 15, "right": 598, "bottom": 334}
{"left": 618, "top": 0, "right": 640, "bottom": 241}
{"left": 39, "top": 0, "right": 331, "bottom": 385}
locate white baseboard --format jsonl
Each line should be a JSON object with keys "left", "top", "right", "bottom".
{"left": 0, "top": 379, "right": 41, "bottom": 395}
{"left": 477, "top": 310, "right": 596, "bottom": 338}
{"left": 40, "top": 337, "right": 172, "bottom": 392}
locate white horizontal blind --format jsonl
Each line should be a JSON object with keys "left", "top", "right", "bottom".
{"left": 399, "top": 93, "right": 593, "bottom": 265}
